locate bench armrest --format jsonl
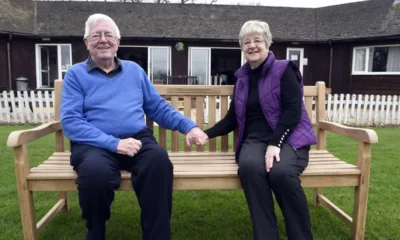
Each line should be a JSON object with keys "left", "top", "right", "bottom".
{"left": 7, "top": 121, "right": 62, "bottom": 147}
{"left": 318, "top": 121, "right": 378, "bottom": 144}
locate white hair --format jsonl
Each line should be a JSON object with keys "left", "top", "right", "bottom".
{"left": 84, "top": 13, "right": 121, "bottom": 39}
{"left": 238, "top": 20, "right": 273, "bottom": 48}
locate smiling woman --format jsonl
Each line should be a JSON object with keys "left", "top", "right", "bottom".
{"left": 203, "top": 20, "right": 317, "bottom": 240}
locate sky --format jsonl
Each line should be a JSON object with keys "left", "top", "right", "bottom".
{"left": 196, "top": 0, "right": 368, "bottom": 7}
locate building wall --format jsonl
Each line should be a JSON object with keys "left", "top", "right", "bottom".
{"left": 348, "top": 39, "right": 400, "bottom": 95}
{"left": 303, "top": 44, "right": 331, "bottom": 87}
{"left": 6, "top": 36, "right": 332, "bottom": 90}
{"left": 8, "top": 37, "right": 87, "bottom": 90}
{"left": 330, "top": 43, "right": 352, "bottom": 94}
{"left": 351, "top": 75, "right": 400, "bottom": 95}
{"left": 119, "top": 39, "right": 241, "bottom": 76}
{"left": 120, "top": 39, "right": 331, "bottom": 87}
{"left": 11, "top": 35, "right": 400, "bottom": 95}
{"left": 271, "top": 43, "right": 331, "bottom": 87}
{"left": 0, "top": 35, "right": 8, "bottom": 90}
{"left": 71, "top": 39, "right": 89, "bottom": 63}
{"left": 10, "top": 37, "right": 36, "bottom": 90}
{"left": 329, "top": 38, "right": 400, "bottom": 94}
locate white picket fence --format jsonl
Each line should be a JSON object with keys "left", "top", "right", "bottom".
{"left": 325, "top": 93, "right": 400, "bottom": 126}
{"left": 1, "top": 90, "right": 400, "bottom": 127}
{"left": 0, "top": 91, "right": 55, "bottom": 124}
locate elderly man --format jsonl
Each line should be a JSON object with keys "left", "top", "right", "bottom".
{"left": 60, "top": 13, "right": 206, "bottom": 240}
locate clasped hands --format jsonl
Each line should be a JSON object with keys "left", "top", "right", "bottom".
{"left": 116, "top": 127, "right": 208, "bottom": 157}
{"left": 184, "top": 127, "right": 209, "bottom": 147}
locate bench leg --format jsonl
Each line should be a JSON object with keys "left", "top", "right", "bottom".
{"left": 18, "top": 188, "right": 38, "bottom": 240}
{"left": 351, "top": 142, "right": 371, "bottom": 240}
{"left": 313, "top": 188, "right": 323, "bottom": 207}
{"left": 58, "top": 192, "right": 70, "bottom": 212}
{"left": 351, "top": 182, "right": 369, "bottom": 239}
{"left": 14, "top": 145, "right": 38, "bottom": 240}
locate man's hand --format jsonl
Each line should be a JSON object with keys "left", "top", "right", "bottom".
{"left": 117, "top": 138, "right": 142, "bottom": 157}
{"left": 265, "top": 145, "right": 281, "bottom": 172}
{"left": 185, "top": 127, "right": 208, "bottom": 147}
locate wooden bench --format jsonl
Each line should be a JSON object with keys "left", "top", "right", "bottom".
{"left": 7, "top": 80, "right": 378, "bottom": 240}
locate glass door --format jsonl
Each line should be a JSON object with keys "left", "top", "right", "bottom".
{"left": 40, "top": 47, "right": 50, "bottom": 87}
{"left": 149, "top": 47, "right": 170, "bottom": 84}
{"left": 189, "top": 47, "right": 211, "bottom": 85}
{"left": 36, "top": 44, "right": 72, "bottom": 88}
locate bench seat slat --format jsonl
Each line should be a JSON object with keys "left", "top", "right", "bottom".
{"left": 27, "top": 167, "right": 361, "bottom": 180}
{"left": 30, "top": 166, "right": 358, "bottom": 175}
{"left": 40, "top": 160, "right": 349, "bottom": 166}
{"left": 29, "top": 150, "right": 360, "bottom": 181}
{"left": 29, "top": 165, "right": 360, "bottom": 179}
{"left": 33, "top": 163, "right": 357, "bottom": 170}
{"left": 51, "top": 149, "right": 332, "bottom": 156}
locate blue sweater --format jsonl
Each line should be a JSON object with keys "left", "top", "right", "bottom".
{"left": 60, "top": 60, "right": 197, "bottom": 152}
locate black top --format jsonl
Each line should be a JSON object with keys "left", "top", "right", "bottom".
{"left": 244, "top": 61, "right": 273, "bottom": 137}
{"left": 204, "top": 61, "right": 302, "bottom": 148}
{"left": 86, "top": 56, "right": 122, "bottom": 78}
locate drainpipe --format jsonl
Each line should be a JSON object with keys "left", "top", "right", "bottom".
{"left": 7, "top": 33, "right": 12, "bottom": 90}
{"left": 328, "top": 40, "right": 333, "bottom": 89}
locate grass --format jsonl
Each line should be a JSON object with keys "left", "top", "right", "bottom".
{"left": 1, "top": 125, "right": 399, "bottom": 240}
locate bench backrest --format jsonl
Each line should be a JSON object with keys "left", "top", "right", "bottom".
{"left": 54, "top": 80, "right": 326, "bottom": 153}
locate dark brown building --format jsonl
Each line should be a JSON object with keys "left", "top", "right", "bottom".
{"left": 0, "top": 0, "right": 399, "bottom": 94}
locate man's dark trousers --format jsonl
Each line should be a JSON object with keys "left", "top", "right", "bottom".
{"left": 70, "top": 128, "right": 173, "bottom": 240}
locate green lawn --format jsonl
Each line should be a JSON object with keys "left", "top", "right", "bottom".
{"left": 1, "top": 125, "right": 399, "bottom": 240}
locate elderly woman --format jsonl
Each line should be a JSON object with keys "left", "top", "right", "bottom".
{"left": 202, "top": 20, "right": 317, "bottom": 239}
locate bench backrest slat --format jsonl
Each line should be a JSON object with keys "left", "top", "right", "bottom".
{"left": 171, "top": 96, "right": 180, "bottom": 152}
{"left": 207, "top": 96, "right": 217, "bottom": 152}
{"left": 305, "top": 96, "right": 313, "bottom": 122}
{"left": 183, "top": 96, "right": 192, "bottom": 152}
{"left": 54, "top": 81, "right": 326, "bottom": 153}
{"left": 195, "top": 96, "right": 205, "bottom": 152}
{"left": 220, "top": 96, "right": 229, "bottom": 152}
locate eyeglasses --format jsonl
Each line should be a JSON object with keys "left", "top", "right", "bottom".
{"left": 88, "top": 32, "right": 118, "bottom": 42}
{"left": 242, "top": 38, "right": 264, "bottom": 48}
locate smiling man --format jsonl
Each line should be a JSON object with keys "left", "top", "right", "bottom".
{"left": 60, "top": 13, "right": 207, "bottom": 240}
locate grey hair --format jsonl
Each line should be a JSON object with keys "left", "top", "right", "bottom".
{"left": 84, "top": 13, "right": 121, "bottom": 39}
{"left": 238, "top": 20, "right": 273, "bottom": 48}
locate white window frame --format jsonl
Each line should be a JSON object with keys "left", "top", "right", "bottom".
{"left": 118, "top": 45, "right": 172, "bottom": 83}
{"left": 241, "top": 51, "right": 246, "bottom": 65}
{"left": 35, "top": 44, "right": 72, "bottom": 89}
{"left": 352, "top": 44, "right": 400, "bottom": 75}
{"left": 286, "top": 48, "right": 304, "bottom": 75}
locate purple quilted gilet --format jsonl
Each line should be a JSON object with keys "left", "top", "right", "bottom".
{"left": 233, "top": 51, "right": 317, "bottom": 159}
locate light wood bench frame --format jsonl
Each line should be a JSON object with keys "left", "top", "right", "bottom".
{"left": 7, "top": 80, "right": 378, "bottom": 240}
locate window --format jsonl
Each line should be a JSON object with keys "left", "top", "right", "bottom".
{"left": 117, "top": 46, "right": 171, "bottom": 84}
{"left": 352, "top": 45, "right": 400, "bottom": 74}
{"left": 35, "top": 44, "right": 72, "bottom": 88}
{"left": 286, "top": 48, "right": 305, "bottom": 75}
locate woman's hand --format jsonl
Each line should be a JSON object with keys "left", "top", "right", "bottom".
{"left": 265, "top": 145, "right": 280, "bottom": 172}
